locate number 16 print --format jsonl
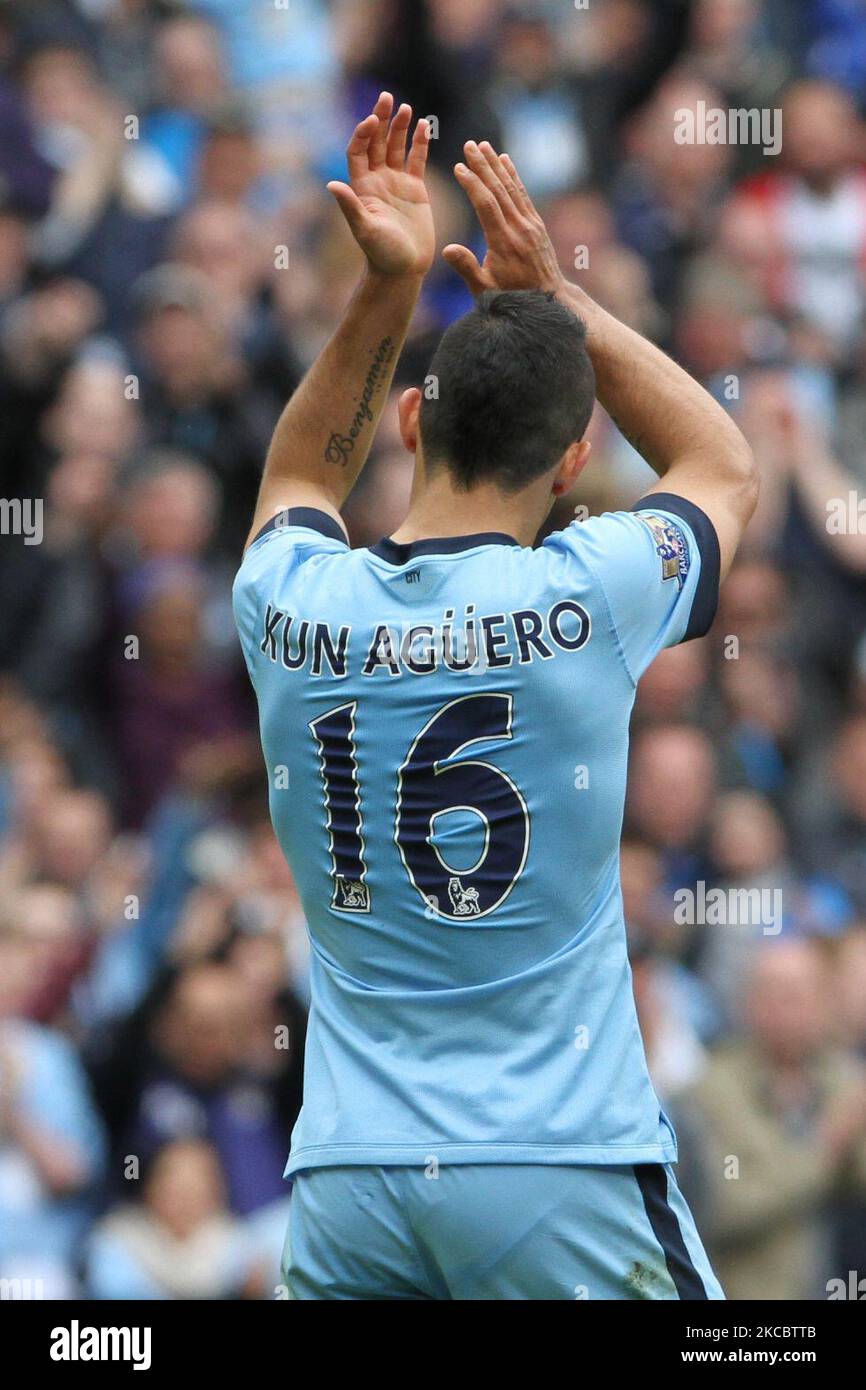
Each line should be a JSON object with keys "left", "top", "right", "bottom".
{"left": 311, "top": 693, "right": 530, "bottom": 921}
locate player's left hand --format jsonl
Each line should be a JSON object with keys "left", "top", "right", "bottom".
{"left": 444, "top": 141, "right": 565, "bottom": 297}
{"left": 327, "top": 92, "right": 435, "bottom": 279}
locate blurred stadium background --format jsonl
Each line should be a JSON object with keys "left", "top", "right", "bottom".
{"left": 1, "top": 0, "right": 866, "bottom": 1302}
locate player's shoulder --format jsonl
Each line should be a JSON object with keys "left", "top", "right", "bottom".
{"left": 543, "top": 494, "right": 717, "bottom": 592}
{"left": 542, "top": 493, "right": 720, "bottom": 676}
{"left": 542, "top": 507, "right": 639, "bottom": 567}
{"left": 235, "top": 506, "right": 350, "bottom": 586}
{"left": 233, "top": 506, "right": 354, "bottom": 643}
{"left": 538, "top": 508, "right": 652, "bottom": 604}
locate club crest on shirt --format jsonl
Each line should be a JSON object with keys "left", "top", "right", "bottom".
{"left": 448, "top": 877, "right": 480, "bottom": 916}
{"left": 638, "top": 513, "right": 690, "bottom": 590}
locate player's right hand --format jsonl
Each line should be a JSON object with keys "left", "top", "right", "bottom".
{"left": 327, "top": 92, "right": 434, "bottom": 279}
{"left": 444, "top": 143, "right": 566, "bottom": 297}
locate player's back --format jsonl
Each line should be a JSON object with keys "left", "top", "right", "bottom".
{"left": 233, "top": 497, "right": 718, "bottom": 1173}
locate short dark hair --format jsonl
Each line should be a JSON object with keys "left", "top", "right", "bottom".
{"left": 419, "top": 290, "right": 595, "bottom": 492}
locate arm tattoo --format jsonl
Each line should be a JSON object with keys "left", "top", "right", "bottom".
{"left": 324, "top": 335, "right": 396, "bottom": 466}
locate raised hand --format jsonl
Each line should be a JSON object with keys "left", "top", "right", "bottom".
{"left": 327, "top": 92, "right": 435, "bottom": 279}
{"left": 444, "top": 141, "right": 565, "bottom": 296}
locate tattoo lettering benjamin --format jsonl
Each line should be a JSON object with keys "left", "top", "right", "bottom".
{"left": 324, "top": 336, "right": 395, "bottom": 466}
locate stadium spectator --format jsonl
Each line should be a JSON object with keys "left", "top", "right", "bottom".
{"left": 85, "top": 1138, "right": 260, "bottom": 1299}
{"left": 93, "top": 960, "right": 303, "bottom": 1217}
{"left": 680, "top": 938, "right": 866, "bottom": 1300}
{"left": 725, "top": 79, "right": 866, "bottom": 360}
{"left": 0, "top": 923, "right": 106, "bottom": 1298}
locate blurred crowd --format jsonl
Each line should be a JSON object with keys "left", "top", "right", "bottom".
{"left": 1, "top": 0, "right": 866, "bottom": 1302}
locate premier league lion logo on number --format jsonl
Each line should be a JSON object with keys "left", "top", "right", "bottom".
{"left": 338, "top": 879, "right": 369, "bottom": 910}
{"left": 448, "top": 877, "right": 481, "bottom": 916}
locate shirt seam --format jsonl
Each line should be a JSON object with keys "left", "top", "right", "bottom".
{"left": 242, "top": 526, "right": 348, "bottom": 563}
{"left": 235, "top": 528, "right": 348, "bottom": 663}
{"left": 578, "top": 543, "right": 639, "bottom": 689}
{"left": 290, "top": 1140, "right": 673, "bottom": 1152}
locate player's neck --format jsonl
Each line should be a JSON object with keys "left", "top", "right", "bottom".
{"left": 392, "top": 475, "right": 548, "bottom": 549}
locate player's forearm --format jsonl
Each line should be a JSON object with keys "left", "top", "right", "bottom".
{"left": 558, "top": 280, "right": 754, "bottom": 487}
{"left": 262, "top": 268, "right": 421, "bottom": 509}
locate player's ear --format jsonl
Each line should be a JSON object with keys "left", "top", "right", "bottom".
{"left": 552, "top": 439, "right": 591, "bottom": 497}
{"left": 398, "top": 387, "right": 423, "bottom": 454}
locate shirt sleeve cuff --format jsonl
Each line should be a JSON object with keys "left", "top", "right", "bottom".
{"left": 630, "top": 491, "right": 721, "bottom": 641}
{"left": 251, "top": 507, "right": 349, "bottom": 548}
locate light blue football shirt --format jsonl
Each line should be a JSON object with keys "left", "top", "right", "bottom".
{"left": 233, "top": 493, "right": 719, "bottom": 1174}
